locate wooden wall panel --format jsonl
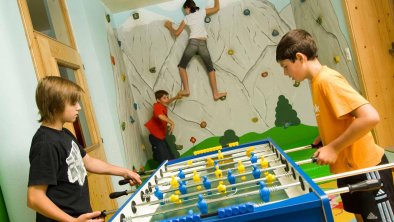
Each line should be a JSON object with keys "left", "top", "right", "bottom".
{"left": 343, "top": 0, "right": 394, "bottom": 148}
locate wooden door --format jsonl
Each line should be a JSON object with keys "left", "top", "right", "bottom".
{"left": 17, "top": 0, "right": 118, "bottom": 216}
{"left": 343, "top": 0, "right": 394, "bottom": 148}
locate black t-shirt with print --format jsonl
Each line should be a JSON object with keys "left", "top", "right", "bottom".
{"left": 28, "top": 126, "right": 91, "bottom": 222}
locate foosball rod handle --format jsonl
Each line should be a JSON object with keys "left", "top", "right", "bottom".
{"left": 109, "top": 190, "right": 134, "bottom": 199}
{"left": 348, "top": 179, "right": 382, "bottom": 194}
{"left": 284, "top": 141, "right": 323, "bottom": 154}
{"left": 119, "top": 179, "right": 140, "bottom": 186}
{"left": 325, "top": 179, "right": 382, "bottom": 196}
{"left": 98, "top": 209, "right": 117, "bottom": 218}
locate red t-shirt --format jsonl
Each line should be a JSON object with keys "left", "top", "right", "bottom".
{"left": 145, "top": 102, "right": 167, "bottom": 140}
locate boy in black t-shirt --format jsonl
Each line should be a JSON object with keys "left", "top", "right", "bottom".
{"left": 27, "top": 76, "right": 141, "bottom": 222}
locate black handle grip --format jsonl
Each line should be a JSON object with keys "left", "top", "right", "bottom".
{"left": 92, "top": 210, "right": 107, "bottom": 219}
{"left": 348, "top": 179, "right": 382, "bottom": 194}
{"left": 311, "top": 141, "right": 323, "bottom": 149}
{"left": 118, "top": 179, "right": 129, "bottom": 185}
{"left": 109, "top": 190, "right": 128, "bottom": 199}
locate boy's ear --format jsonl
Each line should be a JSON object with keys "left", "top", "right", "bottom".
{"left": 295, "top": 52, "right": 305, "bottom": 61}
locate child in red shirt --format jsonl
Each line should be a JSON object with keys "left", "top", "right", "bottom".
{"left": 145, "top": 90, "right": 181, "bottom": 163}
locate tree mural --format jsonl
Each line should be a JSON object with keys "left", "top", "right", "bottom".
{"left": 219, "top": 129, "right": 240, "bottom": 147}
{"left": 275, "top": 95, "right": 301, "bottom": 128}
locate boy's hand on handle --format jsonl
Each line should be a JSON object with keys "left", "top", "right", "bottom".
{"left": 75, "top": 211, "right": 104, "bottom": 222}
{"left": 313, "top": 144, "right": 338, "bottom": 165}
{"left": 124, "top": 170, "right": 142, "bottom": 186}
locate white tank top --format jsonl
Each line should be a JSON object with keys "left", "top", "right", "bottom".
{"left": 184, "top": 9, "right": 208, "bottom": 39}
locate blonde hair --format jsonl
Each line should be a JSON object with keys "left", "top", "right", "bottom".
{"left": 35, "top": 76, "right": 84, "bottom": 123}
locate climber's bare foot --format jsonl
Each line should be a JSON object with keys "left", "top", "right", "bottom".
{"left": 178, "top": 90, "right": 190, "bottom": 97}
{"left": 214, "top": 92, "right": 227, "bottom": 101}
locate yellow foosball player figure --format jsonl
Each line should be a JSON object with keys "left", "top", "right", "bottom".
{"left": 217, "top": 181, "right": 227, "bottom": 194}
{"left": 237, "top": 161, "right": 246, "bottom": 181}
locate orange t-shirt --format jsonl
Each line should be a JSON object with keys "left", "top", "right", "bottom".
{"left": 145, "top": 102, "right": 167, "bottom": 140}
{"left": 311, "top": 66, "right": 384, "bottom": 173}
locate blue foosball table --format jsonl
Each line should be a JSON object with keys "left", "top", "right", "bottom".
{"left": 109, "top": 139, "right": 336, "bottom": 222}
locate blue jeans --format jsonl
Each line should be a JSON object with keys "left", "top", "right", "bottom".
{"left": 178, "top": 39, "right": 215, "bottom": 72}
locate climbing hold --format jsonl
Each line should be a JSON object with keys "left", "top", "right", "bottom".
{"left": 105, "top": 14, "right": 110, "bottom": 23}
{"left": 190, "top": 137, "right": 197, "bottom": 144}
{"left": 132, "top": 12, "right": 139, "bottom": 20}
{"left": 176, "top": 145, "right": 183, "bottom": 150}
{"left": 111, "top": 55, "right": 115, "bottom": 65}
{"left": 129, "top": 116, "right": 135, "bottom": 123}
{"left": 243, "top": 9, "right": 250, "bottom": 16}
{"left": 251, "top": 117, "right": 258, "bottom": 123}
{"left": 204, "top": 17, "right": 211, "bottom": 23}
{"left": 200, "top": 121, "right": 207, "bottom": 128}
{"left": 316, "top": 16, "right": 322, "bottom": 25}
{"left": 121, "top": 73, "right": 126, "bottom": 82}
{"left": 149, "top": 67, "right": 156, "bottom": 73}
{"left": 133, "top": 103, "right": 138, "bottom": 110}
{"left": 227, "top": 49, "right": 234, "bottom": 55}
{"left": 293, "top": 81, "right": 300, "bottom": 87}
{"left": 117, "top": 40, "right": 122, "bottom": 47}
{"left": 272, "top": 29, "right": 279, "bottom": 37}
{"left": 261, "top": 72, "right": 268, "bottom": 78}
{"left": 333, "top": 56, "right": 340, "bottom": 63}
{"left": 121, "top": 122, "right": 126, "bottom": 131}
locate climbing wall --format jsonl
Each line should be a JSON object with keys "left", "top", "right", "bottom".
{"left": 105, "top": 17, "right": 148, "bottom": 170}
{"left": 105, "top": 0, "right": 361, "bottom": 162}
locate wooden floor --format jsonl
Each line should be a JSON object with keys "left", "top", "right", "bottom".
{"left": 320, "top": 181, "right": 355, "bottom": 222}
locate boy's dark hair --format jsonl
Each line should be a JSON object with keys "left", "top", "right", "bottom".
{"left": 276, "top": 29, "right": 318, "bottom": 62}
{"left": 155, "top": 90, "right": 169, "bottom": 100}
{"left": 36, "top": 76, "right": 84, "bottom": 123}
{"left": 183, "top": 0, "right": 199, "bottom": 13}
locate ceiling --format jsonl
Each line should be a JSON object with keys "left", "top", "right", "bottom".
{"left": 100, "top": 0, "right": 173, "bottom": 13}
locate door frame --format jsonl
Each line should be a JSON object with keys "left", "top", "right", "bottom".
{"left": 17, "top": 0, "right": 118, "bottom": 214}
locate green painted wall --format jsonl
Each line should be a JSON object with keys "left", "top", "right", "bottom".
{"left": 0, "top": 186, "right": 9, "bottom": 222}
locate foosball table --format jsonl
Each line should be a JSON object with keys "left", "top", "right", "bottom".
{"left": 107, "top": 139, "right": 387, "bottom": 222}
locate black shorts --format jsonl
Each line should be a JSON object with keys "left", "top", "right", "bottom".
{"left": 337, "top": 155, "right": 394, "bottom": 221}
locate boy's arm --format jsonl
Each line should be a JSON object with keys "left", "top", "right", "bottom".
{"left": 206, "top": 0, "right": 220, "bottom": 16}
{"left": 27, "top": 185, "right": 103, "bottom": 222}
{"left": 164, "top": 20, "right": 186, "bottom": 37}
{"left": 314, "top": 104, "right": 380, "bottom": 165}
{"left": 83, "top": 154, "right": 142, "bottom": 185}
{"left": 167, "top": 93, "right": 182, "bottom": 104}
{"left": 158, "top": 114, "right": 175, "bottom": 134}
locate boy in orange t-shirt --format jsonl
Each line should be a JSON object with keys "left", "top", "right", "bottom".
{"left": 145, "top": 90, "right": 181, "bottom": 163}
{"left": 276, "top": 29, "right": 394, "bottom": 221}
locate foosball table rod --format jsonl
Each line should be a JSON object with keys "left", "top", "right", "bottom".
{"left": 163, "top": 147, "right": 273, "bottom": 175}
{"left": 112, "top": 157, "right": 317, "bottom": 199}
{"left": 118, "top": 143, "right": 319, "bottom": 185}
{"left": 165, "top": 142, "right": 319, "bottom": 172}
